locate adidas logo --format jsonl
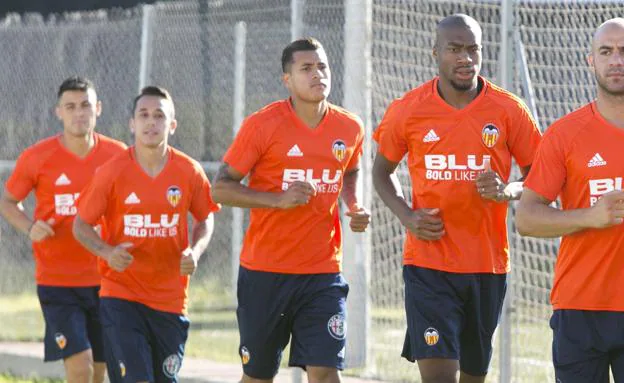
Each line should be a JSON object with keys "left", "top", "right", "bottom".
{"left": 587, "top": 153, "right": 607, "bottom": 167}
{"left": 423, "top": 129, "right": 440, "bottom": 143}
{"left": 287, "top": 144, "right": 304, "bottom": 157}
{"left": 55, "top": 173, "right": 71, "bottom": 186}
{"left": 124, "top": 192, "right": 141, "bottom": 204}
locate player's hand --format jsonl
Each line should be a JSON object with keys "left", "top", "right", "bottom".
{"left": 104, "top": 242, "right": 134, "bottom": 272}
{"left": 401, "top": 208, "right": 445, "bottom": 241}
{"left": 587, "top": 190, "right": 624, "bottom": 229}
{"left": 276, "top": 181, "right": 317, "bottom": 209}
{"left": 29, "top": 218, "right": 55, "bottom": 242}
{"left": 476, "top": 158, "right": 509, "bottom": 202}
{"left": 180, "top": 248, "right": 198, "bottom": 276}
{"left": 345, "top": 206, "right": 371, "bottom": 232}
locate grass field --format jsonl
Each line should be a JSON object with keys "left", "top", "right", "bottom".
{"left": 0, "top": 282, "right": 244, "bottom": 363}
{"left": 0, "top": 375, "right": 62, "bottom": 383}
{"left": 0, "top": 284, "right": 556, "bottom": 382}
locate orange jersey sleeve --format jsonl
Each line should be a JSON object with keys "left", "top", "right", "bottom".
{"left": 523, "top": 125, "right": 568, "bottom": 202}
{"left": 4, "top": 134, "right": 126, "bottom": 287}
{"left": 505, "top": 99, "right": 542, "bottom": 167}
{"left": 77, "top": 166, "right": 114, "bottom": 226}
{"left": 345, "top": 116, "right": 365, "bottom": 172}
{"left": 373, "top": 98, "right": 411, "bottom": 163}
{"left": 223, "top": 114, "right": 266, "bottom": 176}
{"left": 5, "top": 148, "right": 39, "bottom": 201}
{"left": 189, "top": 162, "right": 221, "bottom": 221}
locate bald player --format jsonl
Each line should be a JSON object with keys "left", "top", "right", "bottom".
{"left": 372, "top": 14, "right": 542, "bottom": 383}
{"left": 517, "top": 18, "right": 624, "bottom": 383}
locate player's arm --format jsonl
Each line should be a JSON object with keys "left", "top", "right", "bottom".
{"left": 73, "top": 215, "right": 133, "bottom": 272}
{"left": 211, "top": 163, "right": 315, "bottom": 209}
{"left": 341, "top": 169, "right": 370, "bottom": 233}
{"left": 73, "top": 215, "right": 110, "bottom": 256}
{"left": 0, "top": 188, "right": 54, "bottom": 242}
{"left": 180, "top": 214, "right": 215, "bottom": 276}
{"left": 516, "top": 188, "right": 624, "bottom": 238}
{"left": 190, "top": 214, "right": 214, "bottom": 255}
{"left": 372, "top": 153, "right": 444, "bottom": 240}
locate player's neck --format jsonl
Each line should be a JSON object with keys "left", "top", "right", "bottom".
{"left": 60, "top": 131, "right": 95, "bottom": 158}
{"left": 290, "top": 98, "right": 328, "bottom": 129}
{"left": 595, "top": 91, "right": 624, "bottom": 129}
{"left": 134, "top": 144, "right": 169, "bottom": 178}
{"left": 436, "top": 77, "right": 481, "bottom": 110}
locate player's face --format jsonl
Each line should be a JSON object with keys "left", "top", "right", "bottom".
{"left": 590, "top": 24, "right": 624, "bottom": 97}
{"left": 130, "top": 95, "right": 177, "bottom": 149}
{"left": 56, "top": 89, "right": 101, "bottom": 137}
{"left": 283, "top": 49, "right": 331, "bottom": 103}
{"left": 434, "top": 27, "right": 482, "bottom": 91}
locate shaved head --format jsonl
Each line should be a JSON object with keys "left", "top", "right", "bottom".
{"left": 435, "top": 14, "right": 482, "bottom": 49}
{"left": 589, "top": 17, "right": 624, "bottom": 97}
{"left": 592, "top": 17, "right": 624, "bottom": 52}
{"left": 433, "top": 14, "right": 483, "bottom": 92}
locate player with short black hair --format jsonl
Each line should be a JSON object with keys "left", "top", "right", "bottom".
{"left": 212, "top": 37, "right": 370, "bottom": 383}
{"left": 0, "top": 76, "right": 126, "bottom": 383}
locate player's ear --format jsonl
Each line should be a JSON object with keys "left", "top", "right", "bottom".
{"left": 432, "top": 37, "right": 439, "bottom": 59}
{"left": 95, "top": 100, "right": 103, "bottom": 117}
{"left": 129, "top": 118, "right": 135, "bottom": 134}
{"left": 587, "top": 53, "right": 594, "bottom": 68}
{"left": 282, "top": 72, "right": 290, "bottom": 87}
{"left": 169, "top": 119, "right": 178, "bottom": 136}
{"left": 55, "top": 105, "right": 62, "bottom": 120}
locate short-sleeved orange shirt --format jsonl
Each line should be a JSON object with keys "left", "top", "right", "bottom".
{"left": 223, "top": 99, "right": 364, "bottom": 274}
{"left": 374, "top": 77, "right": 542, "bottom": 273}
{"left": 5, "top": 133, "right": 126, "bottom": 286}
{"left": 525, "top": 102, "right": 624, "bottom": 311}
{"left": 77, "top": 147, "right": 220, "bottom": 314}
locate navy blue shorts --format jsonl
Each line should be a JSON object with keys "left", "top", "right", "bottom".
{"left": 551, "top": 310, "right": 624, "bottom": 383}
{"left": 236, "top": 266, "right": 349, "bottom": 379}
{"left": 37, "top": 285, "right": 104, "bottom": 362}
{"left": 99, "top": 298, "right": 190, "bottom": 383}
{"left": 402, "top": 266, "right": 506, "bottom": 376}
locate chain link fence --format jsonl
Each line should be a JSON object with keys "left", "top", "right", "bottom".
{"left": 1, "top": 1, "right": 621, "bottom": 381}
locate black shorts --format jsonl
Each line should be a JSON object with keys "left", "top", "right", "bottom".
{"left": 402, "top": 265, "right": 506, "bottom": 376}
{"left": 237, "top": 266, "right": 349, "bottom": 379}
{"left": 37, "top": 285, "right": 104, "bottom": 362}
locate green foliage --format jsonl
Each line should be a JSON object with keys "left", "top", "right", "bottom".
{"left": 0, "top": 374, "right": 63, "bottom": 383}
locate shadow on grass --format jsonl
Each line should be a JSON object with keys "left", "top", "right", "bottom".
{"left": 190, "top": 318, "right": 238, "bottom": 330}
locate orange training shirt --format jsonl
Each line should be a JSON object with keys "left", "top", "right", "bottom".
{"left": 77, "top": 147, "right": 220, "bottom": 314}
{"left": 374, "top": 77, "right": 541, "bottom": 274}
{"left": 525, "top": 102, "right": 624, "bottom": 311}
{"left": 5, "top": 133, "right": 126, "bottom": 286}
{"left": 223, "top": 99, "right": 364, "bottom": 274}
